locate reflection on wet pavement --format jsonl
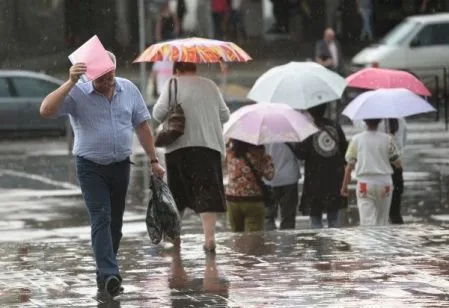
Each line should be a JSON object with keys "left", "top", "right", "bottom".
{"left": 2, "top": 123, "right": 449, "bottom": 306}
{"left": 2, "top": 226, "right": 449, "bottom": 306}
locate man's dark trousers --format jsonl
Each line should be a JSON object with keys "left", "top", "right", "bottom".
{"left": 76, "top": 156, "right": 130, "bottom": 286}
{"left": 266, "top": 183, "right": 299, "bottom": 229}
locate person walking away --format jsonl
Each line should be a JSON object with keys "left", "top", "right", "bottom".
{"left": 226, "top": 139, "right": 274, "bottom": 232}
{"left": 229, "top": 0, "right": 247, "bottom": 44}
{"left": 355, "top": 118, "right": 407, "bottom": 224}
{"left": 177, "top": 0, "right": 187, "bottom": 36}
{"left": 264, "top": 143, "right": 301, "bottom": 230}
{"left": 315, "top": 27, "right": 344, "bottom": 76}
{"left": 39, "top": 52, "right": 165, "bottom": 296}
{"left": 152, "top": 62, "right": 230, "bottom": 253}
{"left": 381, "top": 118, "right": 407, "bottom": 224}
{"left": 295, "top": 104, "right": 348, "bottom": 228}
{"left": 155, "top": 1, "right": 180, "bottom": 42}
{"left": 211, "top": 0, "right": 230, "bottom": 39}
{"left": 267, "top": 0, "right": 290, "bottom": 34}
{"left": 357, "top": 0, "right": 373, "bottom": 41}
{"left": 341, "top": 119, "right": 401, "bottom": 226}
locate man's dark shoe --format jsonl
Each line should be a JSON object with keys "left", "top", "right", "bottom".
{"left": 97, "top": 283, "right": 124, "bottom": 293}
{"left": 97, "top": 274, "right": 124, "bottom": 293}
{"left": 105, "top": 275, "right": 122, "bottom": 297}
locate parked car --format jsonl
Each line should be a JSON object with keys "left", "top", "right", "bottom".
{"left": 350, "top": 13, "right": 449, "bottom": 88}
{"left": 0, "top": 70, "right": 67, "bottom": 135}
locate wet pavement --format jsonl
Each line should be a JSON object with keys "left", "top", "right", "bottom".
{"left": 2, "top": 226, "right": 449, "bottom": 307}
{"left": 2, "top": 120, "right": 449, "bottom": 306}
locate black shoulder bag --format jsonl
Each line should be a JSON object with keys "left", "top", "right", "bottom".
{"left": 242, "top": 155, "right": 274, "bottom": 207}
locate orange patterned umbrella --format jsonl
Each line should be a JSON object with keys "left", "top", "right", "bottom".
{"left": 133, "top": 37, "right": 252, "bottom": 63}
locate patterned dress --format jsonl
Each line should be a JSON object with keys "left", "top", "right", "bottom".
{"left": 225, "top": 148, "right": 274, "bottom": 201}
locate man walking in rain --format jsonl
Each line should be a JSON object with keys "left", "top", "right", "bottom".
{"left": 39, "top": 52, "right": 165, "bottom": 297}
{"left": 315, "top": 27, "right": 344, "bottom": 76}
{"left": 264, "top": 143, "right": 301, "bottom": 230}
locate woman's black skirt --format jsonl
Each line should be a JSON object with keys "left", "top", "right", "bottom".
{"left": 165, "top": 147, "right": 226, "bottom": 214}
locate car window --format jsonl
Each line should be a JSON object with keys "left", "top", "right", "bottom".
{"left": 380, "top": 20, "right": 421, "bottom": 46}
{"left": 11, "top": 77, "right": 59, "bottom": 97}
{"left": 414, "top": 23, "right": 449, "bottom": 47}
{"left": 0, "top": 78, "right": 11, "bottom": 97}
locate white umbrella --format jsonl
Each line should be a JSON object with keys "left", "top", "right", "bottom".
{"left": 247, "top": 61, "right": 347, "bottom": 109}
{"left": 223, "top": 103, "right": 318, "bottom": 145}
{"left": 342, "top": 88, "right": 436, "bottom": 120}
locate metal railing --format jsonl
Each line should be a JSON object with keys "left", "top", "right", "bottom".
{"left": 416, "top": 66, "right": 449, "bottom": 130}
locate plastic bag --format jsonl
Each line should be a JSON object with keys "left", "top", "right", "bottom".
{"left": 146, "top": 175, "right": 181, "bottom": 245}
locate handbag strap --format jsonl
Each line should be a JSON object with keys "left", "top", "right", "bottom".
{"left": 168, "top": 78, "right": 178, "bottom": 108}
{"left": 242, "top": 154, "right": 266, "bottom": 192}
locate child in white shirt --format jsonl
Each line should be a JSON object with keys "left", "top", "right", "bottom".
{"left": 341, "top": 119, "right": 401, "bottom": 226}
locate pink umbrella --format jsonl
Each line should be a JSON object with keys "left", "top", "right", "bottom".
{"left": 223, "top": 103, "right": 318, "bottom": 145}
{"left": 346, "top": 68, "right": 431, "bottom": 96}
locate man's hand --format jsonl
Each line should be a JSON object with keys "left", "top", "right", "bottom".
{"left": 151, "top": 162, "right": 165, "bottom": 178}
{"left": 69, "top": 63, "right": 87, "bottom": 84}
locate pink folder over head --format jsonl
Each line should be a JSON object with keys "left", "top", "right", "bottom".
{"left": 68, "top": 35, "right": 115, "bottom": 82}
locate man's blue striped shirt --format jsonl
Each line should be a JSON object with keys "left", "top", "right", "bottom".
{"left": 55, "top": 77, "right": 150, "bottom": 165}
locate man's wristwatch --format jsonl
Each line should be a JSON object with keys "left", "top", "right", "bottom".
{"left": 150, "top": 158, "right": 159, "bottom": 164}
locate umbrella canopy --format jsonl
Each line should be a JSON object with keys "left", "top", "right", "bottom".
{"left": 223, "top": 103, "right": 318, "bottom": 145}
{"left": 247, "top": 61, "right": 347, "bottom": 110}
{"left": 346, "top": 67, "right": 431, "bottom": 96}
{"left": 342, "top": 88, "right": 436, "bottom": 120}
{"left": 133, "top": 37, "right": 251, "bottom": 63}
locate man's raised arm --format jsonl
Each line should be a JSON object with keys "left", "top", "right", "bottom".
{"left": 40, "top": 63, "right": 86, "bottom": 118}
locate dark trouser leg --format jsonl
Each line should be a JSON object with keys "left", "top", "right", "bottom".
{"left": 272, "top": 1, "right": 283, "bottom": 30}
{"left": 279, "top": 0, "right": 290, "bottom": 32}
{"left": 75, "top": 157, "right": 118, "bottom": 286}
{"left": 310, "top": 214, "right": 324, "bottom": 229}
{"left": 278, "top": 184, "right": 299, "bottom": 230}
{"left": 109, "top": 160, "right": 130, "bottom": 255}
{"left": 212, "top": 12, "right": 223, "bottom": 39}
{"left": 265, "top": 186, "right": 278, "bottom": 230}
{"left": 390, "top": 166, "right": 404, "bottom": 224}
{"left": 327, "top": 208, "right": 340, "bottom": 228}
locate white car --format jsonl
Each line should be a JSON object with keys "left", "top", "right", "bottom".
{"left": 350, "top": 13, "right": 449, "bottom": 87}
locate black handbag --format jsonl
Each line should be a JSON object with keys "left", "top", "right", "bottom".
{"left": 154, "top": 78, "right": 185, "bottom": 147}
{"left": 242, "top": 155, "right": 274, "bottom": 207}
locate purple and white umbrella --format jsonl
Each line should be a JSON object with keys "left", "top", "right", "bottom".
{"left": 342, "top": 88, "right": 436, "bottom": 121}
{"left": 223, "top": 103, "right": 318, "bottom": 145}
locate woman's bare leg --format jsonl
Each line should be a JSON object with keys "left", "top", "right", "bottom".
{"left": 200, "top": 212, "right": 217, "bottom": 250}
